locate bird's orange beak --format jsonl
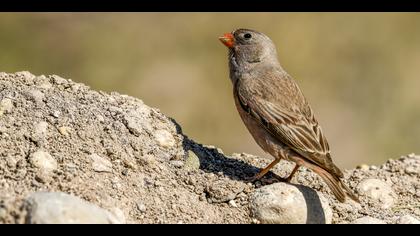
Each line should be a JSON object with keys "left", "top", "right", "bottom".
{"left": 219, "top": 33, "right": 234, "bottom": 48}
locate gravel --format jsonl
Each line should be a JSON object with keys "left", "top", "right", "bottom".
{"left": 0, "top": 72, "right": 419, "bottom": 224}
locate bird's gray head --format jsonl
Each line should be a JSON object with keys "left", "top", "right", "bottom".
{"left": 219, "top": 28, "right": 280, "bottom": 72}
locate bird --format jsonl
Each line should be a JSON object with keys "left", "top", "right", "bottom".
{"left": 219, "top": 28, "right": 359, "bottom": 203}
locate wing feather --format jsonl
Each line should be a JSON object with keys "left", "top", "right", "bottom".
{"left": 235, "top": 73, "right": 342, "bottom": 177}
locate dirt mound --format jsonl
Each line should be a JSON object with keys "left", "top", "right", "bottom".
{"left": 0, "top": 72, "right": 419, "bottom": 224}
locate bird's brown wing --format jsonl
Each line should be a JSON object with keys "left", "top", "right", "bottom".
{"left": 235, "top": 74, "right": 343, "bottom": 177}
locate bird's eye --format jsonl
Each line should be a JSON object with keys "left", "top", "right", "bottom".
{"left": 244, "top": 33, "right": 252, "bottom": 39}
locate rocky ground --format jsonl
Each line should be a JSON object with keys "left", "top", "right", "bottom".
{"left": 0, "top": 71, "right": 419, "bottom": 224}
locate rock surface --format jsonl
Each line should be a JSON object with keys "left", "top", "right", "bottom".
{"left": 25, "top": 192, "right": 121, "bottom": 224}
{"left": 29, "top": 150, "right": 58, "bottom": 172}
{"left": 357, "top": 178, "right": 396, "bottom": 209}
{"left": 250, "top": 182, "right": 332, "bottom": 224}
{"left": 351, "top": 216, "right": 386, "bottom": 224}
{"left": 397, "top": 215, "right": 420, "bottom": 224}
{"left": 0, "top": 72, "right": 419, "bottom": 224}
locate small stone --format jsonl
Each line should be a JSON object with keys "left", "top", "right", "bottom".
{"left": 397, "top": 215, "right": 420, "bottom": 224}
{"left": 51, "top": 110, "right": 61, "bottom": 118}
{"left": 25, "top": 192, "right": 117, "bottom": 224}
{"left": 229, "top": 200, "right": 238, "bottom": 208}
{"left": 183, "top": 150, "right": 200, "bottom": 171}
{"left": 357, "top": 178, "right": 396, "bottom": 209}
{"left": 250, "top": 182, "right": 332, "bottom": 224}
{"left": 0, "top": 208, "right": 7, "bottom": 220}
{"left": 96, "top": 114, "right": 105, "bottom": 123}
{"left": 123, "top": 115, "right": 143, "bottom": 136}
{"left": 34, "top": 121, "right": 48, "bottom": 137}
{"left": 6, "top": 156, "right": 17, "bottom": 168}
{"left": 29, "top": 151, "right": 58, "bottom": 172}
{"left": 26, "top": 89, "right": 45, "bottom": 104}
{"left": 51, "top": 75, "right": 68, "bottom": 85}
{"left": 170, "top": 160, "right": 184, "bottom": 168}
{"left": 58, "top": 126, "right": 71, "bottom": 136}
{"left": 351, "top": 216, "right": 386, "bottom": 224}
{"left": 17, "top": 71, "right": 35, "bottom": 80}
{"left": 37, "top": 80, "right": 53, "bottom": 90}
{"left": 356, "top": 164, "right": 370, "bottom": 171}
{"left": 122, "top": 158, "right": 137, "bottom": 170}
{"left": 90, "top": 154, "right": 113, "bottom": 173}
{"left": 405, "top": 165, "right": 420, "bottom": 175}
{"left": 154, "top": 129, "right": 175, "bottom": 148}
{"left": 0, "top": 98, "right": 13, "bottom": 116}
{"left": 35, "top": 171, "right": 52, "bottom": 184}
{"left": 136, "top": 202, "right": 147, "bottom": 213}
{"left": 139, "top": 154, "right": 156, "bottom": 166}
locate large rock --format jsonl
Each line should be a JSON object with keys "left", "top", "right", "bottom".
{"left": 25, "top": 192, "right": 122, "bottom": 224}
{"left": 249, "top": 182, "right": 332, "bottom": 224}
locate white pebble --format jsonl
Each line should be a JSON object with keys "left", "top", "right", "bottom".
{"left": 0, "top": 98, "right": 14, "bottom": 116}
{"left": 58, "top": 126, "right": 71, "bottom": 136}
{"left": 90, "top": 154, "right": 113, "bottom": 173}
{"left": 229, "top": 200, "right": 238, "bottom": 208}
{"left": 34, "top": 121, "right": 48, "bottom": 137}
{"left": 154, "top": 129, "right": 175, "bottom": 148}
{"left": 29, "top": 151, "right": 58, "bottom": 172}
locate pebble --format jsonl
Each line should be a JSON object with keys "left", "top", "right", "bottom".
{"left": 34, "top": 121, "right": 48, "bottom": 137}
{"left": 123, "top": 115, "right": 143, "bottom": 136}
{"left": 0, "top": 208, "right": 7, "bottom": 220}
{"left": 183, "top": 150, "right": 200, "bottom": 171}
{"left": 229, "top": 200, "right": 238, "bottom": 208}
{"left": 405, "top": 165, "right": 420, "bottom": 175}
{"left": 139, "top": 154, "right": 156, "bottom": 166}
{"left": 25, "top": 192, "right": 117, "bottom": 224}
{"left": 249, "top": 182, "right": 332, "bottom": 224}
{"left": 0, "top": 98, "right": 14, "bottom": 116}
{"left": 170, "top": 160, "right": 184, "bottom": 168}
{"left": 52, "top": 110, "right": 61, "bottom": 118}
{"left": 26, "top": 89, "right": 45, "bottom": 104}
{"left": 90, "top": 154, "right": 113, "bottom": 173}
{"left": 51, "top": 75, "right": 68, "bottom": 85}
{"left": 16, "top": 71, "right": 35, "bottom": 80}
{"left": 35, "top": 171, "right": 53, "bottom": 184}
{"left": 356, "top": 164, "right": 370, "bottom": 171}
{"left": 357, "top": 178, "right": 396, "bottom": 209}
{"left": 136, "top": 202, "right": 147, "bottom": 213}
{"left": 29, "top": 150, "right": 58, "bottom": 172}
{"left": 351, "top": 216, "right": 386, "bottom": 224}
{"left": 58, "top": 126, "right": 71, "bottom": 136}
{"left": 397, "top": 215, "right": 420, "bottom": 224}
{"left": 154, "top": 129, "right": 175, "bottom": 148}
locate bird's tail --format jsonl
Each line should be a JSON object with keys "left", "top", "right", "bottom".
{"left": 311, "top": 165, "right": 360, "bottom": 203}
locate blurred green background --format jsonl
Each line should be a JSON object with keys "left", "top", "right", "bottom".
{"left": 1, "top": 13, "right": 419, "bottom": 169}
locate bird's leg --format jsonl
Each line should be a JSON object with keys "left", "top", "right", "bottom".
{"left": 248, "top": 158, "right": 280, "bottom": 182}
{"left": 285, "top": 164, "right": 300, "bottom": 182}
